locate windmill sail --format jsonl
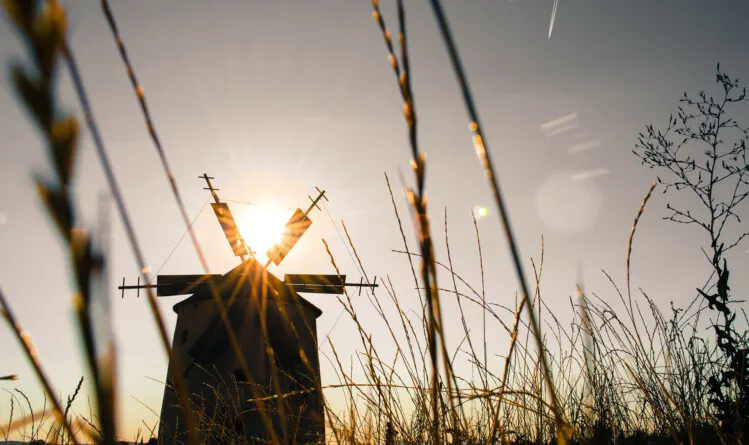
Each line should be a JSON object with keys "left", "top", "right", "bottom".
{"left": 211, "top": 202, "right": 249, "bottom": 257}
{"left": 284, "top": 274, "right": 346, "bottom": 294}
{"left": 266, "top": 208, "right": 312, "bottom": 266}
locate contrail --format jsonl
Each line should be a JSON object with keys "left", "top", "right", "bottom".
{"left": 549, "top": 0, "right": 559, "bottom": 38}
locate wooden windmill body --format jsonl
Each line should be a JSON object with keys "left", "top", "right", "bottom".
{"left": 157, "top": 261, "right": 325, "bottom": 444}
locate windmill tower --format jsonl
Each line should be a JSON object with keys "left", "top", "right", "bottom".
{"left": 119, "top": 175, "right": 377, "bottom": 445}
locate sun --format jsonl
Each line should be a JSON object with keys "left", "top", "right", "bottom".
{"left": 234, "top": 205, "right": 291, "bottom": 263}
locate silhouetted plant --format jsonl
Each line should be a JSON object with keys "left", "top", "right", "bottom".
{"left": 1, "top": 0, "right": 115, "bottom": 443}
{"left": 634, "top": 63, "right": 749, "bottom": 442}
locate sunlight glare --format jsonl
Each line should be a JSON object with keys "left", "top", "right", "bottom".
{"left": 473, "top": 206, "right": 489, "bottom": 219}
{"left": 235, "top": 205, "right": 291, "bottom": 262}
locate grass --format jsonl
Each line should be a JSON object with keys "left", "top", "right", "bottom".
{"left": 1, "top": 0, "right": 748, "bottom": 444}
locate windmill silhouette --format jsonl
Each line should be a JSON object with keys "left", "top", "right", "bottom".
{"left": 119, "top": 175, "right": 377, "bottom": 444}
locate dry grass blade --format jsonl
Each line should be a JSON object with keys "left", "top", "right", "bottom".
{"left": 92, "top": 6, "right": 286, "bottom": 438}
{"left": 386, "top": 173, "right": 427, "bottom": 335}
{"left": 2, "top": 409, "right": 50, "bottom": 437}
{"left": 488, "top": 298, "right": 524, "bottom": 444}
{"left": 626, "top": 181, "right": 657, "bottom": 321}
{"left": 50, "top": 17, "right": 189, "bottom": 445}
{"left": 62, "top": 10, "right": 270, "bottom": 445}
{"left": 2, "top": 396, "right": 13, "bottom": 442}
{"left": 0, "top": 289, "right": 79, "bottom": 444}
{"left": 1, "top": 1, "right": 102, "bottom": 443}
{"left": 472, "top": 211, "right": 489, "bottom": 394}
{"left": 370, "top": 1, "right": 461, "bottom": 441}
{"left": 425, "top": 0, "right": 569, "bottom": 442}
{"left": 58, "top": 4, "right": 174, "bottom": 365}
{"left": 99, "top": 0, "right": 216, "bottom": 284}
{"left": 57, "top": 377, "right": 84, "bottom": 444}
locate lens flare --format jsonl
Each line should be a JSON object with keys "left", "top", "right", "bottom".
{"left": 473, "top": 206, "right": 489, "bottom": 218}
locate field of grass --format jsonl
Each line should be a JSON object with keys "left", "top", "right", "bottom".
{"left": 1, "top": 0, "right": 748, "bottom": 444}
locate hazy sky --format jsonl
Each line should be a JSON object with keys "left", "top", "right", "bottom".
{"left": 1, "top": 0, "right": 748, "bottom": 440}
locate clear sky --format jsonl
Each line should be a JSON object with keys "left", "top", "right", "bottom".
{"left": 1, "top": 0, "right": 748, "bottom": 441}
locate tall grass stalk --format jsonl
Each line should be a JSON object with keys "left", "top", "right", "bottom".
{"left": 422, "top": 1, "right": 570, "bottom": 442}
{"left": 371, "top": 1, "right": 462, "bottom": 442}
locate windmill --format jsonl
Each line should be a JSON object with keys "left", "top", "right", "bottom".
{"left": 119, "top": 174, "right": 377, "bottom": 445}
